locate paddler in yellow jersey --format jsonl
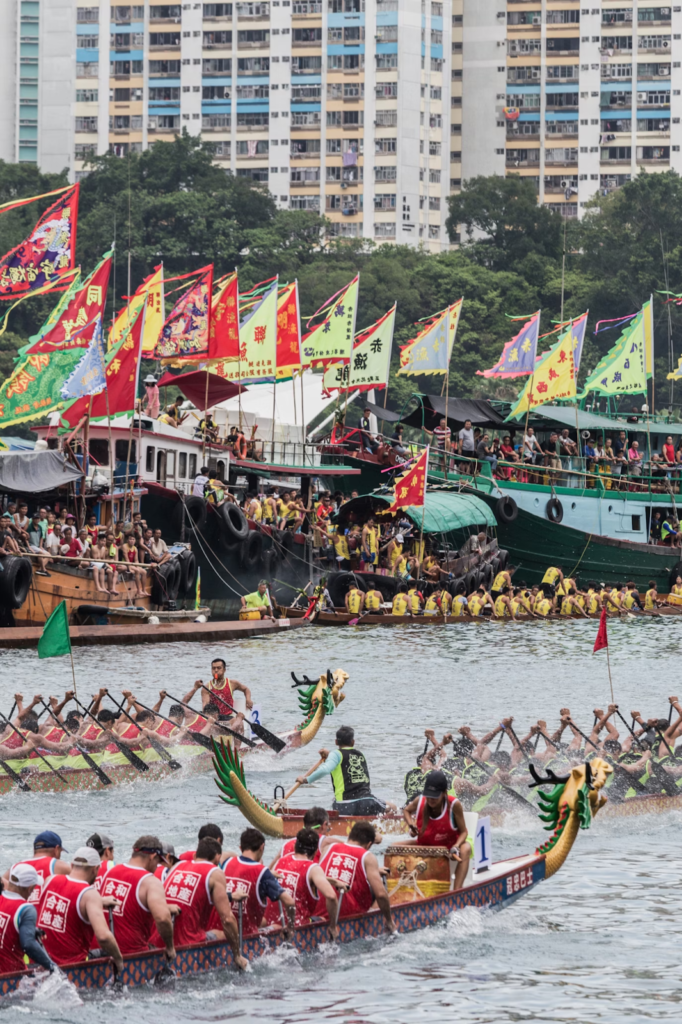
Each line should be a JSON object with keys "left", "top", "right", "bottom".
{"left": 556, "top": 576, "right": 577, "bottom": 598}
{"left": 361, "top": 517, "right": 379, "bottom": 568}
{"left": 344, "top": 585, "right": 365, "bottom": 616}
{"left": 406, "top": 584, "right": 423, "bottom": 614}
{"left": 622, "top": 581, "right": 643, "bottom": 612}
{"left": 493, "top": 585, "right": 516, "bottom": 619}
{"left": 386, "top": 532, "right": 404, "bottom": 572}
{"left": 393, "top": 552, "right": 409, "bottom": 577}
{"left": 468, "top": 586, "right": 496, "bottom": 618}
{"left": 668, "top": 574, "right": 682, "bottom": 606}
{"left": 608, "top": 583, "right": 625, "bottom": 610}
{"left": 424, "top": 589, "right": 454, "bottom": 616}
{"left": 363, "top": 586, "right": 384, "bottom": 614}
{"left": 540, "top": 565, "right": 564, "bottom": 599}
{"left": 510, "top": 587, "right": 536, "bottom": 618}
{"left": 584, "top": 583, "right": 602, "bottom": 614}
{"left": 559, "top": 587, "right": 588, "bottom": 617}
{"left": 245, "top": 492, "right": 262, "bottom": 522}
{"left": 332, "top": 526, "right": 351, "bottom": 570}
{"left": 491, "top": 567, "right": 514, "bottom": 600}
{"left": 645, "top": 580, "right": 662, "bottom": 610}
{"left": 534, "top": 594, "right": 553, "bottom": 617}
{"left": 392, "top": 583, "right": 410, "bottom": 616}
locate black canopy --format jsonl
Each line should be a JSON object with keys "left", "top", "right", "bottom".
{"left": 402, "top": 396, "right": 506, "bottom": 431}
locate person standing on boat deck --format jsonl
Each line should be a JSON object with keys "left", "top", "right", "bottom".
{"left": 193, "top": 465, "right": 210, "bottom": 498}
{"left": 540, "top": 565, "right": 564, "bottom": 599}
{"left": 458, "top": 418, "right": 476, "bottom": 465}
{"left": 491, "top": 566, "right": 514, "bottom": 601}
{"left": 223, "top": 828, "right": 295, "bottom": 937}
{"left": 37, "top": 846, "right": 123, "bottom": 972}
{"left": 295, "top": 726, "right": 394, "bottom": 816}
{"left": 402, "top": 770, "right": 471, "bottom": 890}
{"left": 99, "top": 835, "right": 176, "bottom": 960}
{"left": 0, "top": 863, "right": 55, "bottom": 975}
{"left": 650, "top": 511, "right": 663, "bottom": 544}
{"left": 317, "top": 822, "right": 395, "bottom": 931}
{"left": 240, "top": 580, "right": 275, "bottom": 620}
{"left": 358, "top": 407, "right": 379, "bottom": 454}
{"left": 522, "top": 428, "right": 542, "bottom": 466}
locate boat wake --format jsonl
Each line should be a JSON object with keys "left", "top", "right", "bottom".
{"left": 12, "top": 968, "right": 84, "bottom": 1008}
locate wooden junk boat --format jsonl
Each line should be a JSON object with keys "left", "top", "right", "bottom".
{"left": 0, "top": 671, "right": 347, "bottom": 795}
{"left": 0, "top": 757, "right": 612, "bottom": 995}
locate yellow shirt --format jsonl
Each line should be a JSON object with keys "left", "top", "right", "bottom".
{"left": 623, "top": 591, "right": 638, "bottom": 610}
{"left": 451, "top": 595, "right": 468, "bottom": 617}
{"left": 469, "top": 595, "right": 485, "bottom": 616}
{"left": 576, "top": 594, "right": 586, "bottom": 610}
{"left": 609, "top": 589, "right": 622, "bottom": 608}
{"left": 494, "top": 595, "right": 510, "bottom": 617}
{"left": 668, "top": 584, "right": 682, "bottom": 606}
{"left": 406, "top": 589, "right": 421, "bottom": 614}
{"left": 389, "top": 542, "right": 403, "bottom": 568}
{"left": 586, "top": 590, "right": 600, "bottom": 614}
{"left": 334, "top": 532, "right": 350, "bottom": 561}
{"left": 393, "top": 555, "right": 408, "bottom": 577}
{"left": 492, "top": 572, "right": 508, "bottom": 592}
{"left": 277, "top": 499, "right": 289, "bottom": 518}
{"left": 364, "top": 590, "right": 382, "bottom": 611}
{"left": 536, "top": 598, "right": 552, "bottom": 617}
{"left": 560, "top": 596, "right": 574, "bottom": 615}
{"left": 645, "top": 588, "right": 657, "bottom": 610}
{"left": 542, "top": 567, "right": 561, "bottom": 585}
{"left": 392, "top": 593, "right": 409, "bottom": 615}
{"left": 346, "top": 588, "right": 363, "bottom": 614}
{"left": 363, "top": 526, "right": 378, "bottom": 555}
{"left": 247, "top": 499, "right": 262, "bottom": 522}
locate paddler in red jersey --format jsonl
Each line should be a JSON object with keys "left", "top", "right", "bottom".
{"left": 98, "top": 835, "right": 176, "bottom": 962}
{"left": 86, "top": 832, "right": 115, "bottom": 892}
{"left": 198, "top": 657, "right": 251, "bottom": 733}
{"left": 154, "top": 836, "right": 247, "bottom": 970}
{"left": 0, "top": 862, "right": 55, "bottom": 976}
{"left": 4, "top": 830, "right": 72, "bottom": 907}
{"left": 316, "top": 822, "right": 395, "bottom": 932}
{"left": 265, "top": 828, "right": 339, "bottom": 937}
{"left": 37, "top": 846, "right": 123, "bottom": 972}
{"left": 402, "top": 769, "right": 471, "bottom": 889}
{"left": 223, "top": 828, "right": 295, "bottom": 937}
{"left": 270, "top": 807, "right": 331, "bottom": 865}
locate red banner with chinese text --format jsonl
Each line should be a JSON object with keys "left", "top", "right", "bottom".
{"left": 25, "top": 251, "right": 112, "bottom": 354}
{"left": 208, "top": 271, "right": 239, "bottom": 360}
{"left": 276, "top": 281, "right": 301, "bottom": 381}
{"left": 388, "top": 448, "right": 428, "bottom": 511}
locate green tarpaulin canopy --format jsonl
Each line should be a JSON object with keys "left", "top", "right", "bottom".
{"left": 336, "top": 490, "right": 496, "bottom": 535}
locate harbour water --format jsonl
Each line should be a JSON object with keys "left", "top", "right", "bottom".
{"left": 1, "top": 618, "right": 681, "bottom": 1023}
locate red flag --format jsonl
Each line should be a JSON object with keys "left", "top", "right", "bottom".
{"left": 593, "top": 608, "right": 608, "bottom": 653}
{"left": 275, "top": 280, "right": 301, "bottom": 381}
{"left": 208, "top": 272, "right": 239, "bottom": 360}
{"left": 156, "top": 264, "right": 213, "bottom": 360}
{"left": 388, "top": 448, "right": 428, "bottom": 512}
{"left": 0, "top": 184, "right": 79, "bottom": 299}
{"left": 60, "top": 298, "right": 145, "bottom": 427}
{"left": 25, "top": 251, "right": 112, "bottom": 354}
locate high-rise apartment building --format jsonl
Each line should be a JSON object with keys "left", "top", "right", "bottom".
{"left": 463, "top": 0, "right": 681, "bottom": 218}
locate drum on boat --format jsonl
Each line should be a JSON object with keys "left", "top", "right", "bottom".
{"left": 383, "top": 844, "right": 451, "bottom": 904}
{"left": 239, "top": 609, "right": 262, "bottom": 620}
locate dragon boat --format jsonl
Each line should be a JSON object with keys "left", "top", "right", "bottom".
{"left": 0, "top": 758, "right": 611, "bottom": 997}
{"left": 284, "top": 606, "right": 682, "bottom": 626}
{"left": 0, "top": 670, "right": 347, "bottom": 796}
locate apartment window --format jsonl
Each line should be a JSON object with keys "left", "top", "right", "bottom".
{"left": 236, "top": 1, "right": 270, "bottom": 13}
{"left": 237, "top": 112, "right": 269, "bottom": 128}
{"left": 203, "top": 58, "right": 232, "bottom": 74}
{"left": 77, "top": 6, "right": 99, "bottom": 21}
{"left": 328, "top": 0, "right": 364, "bottom": 10}
{"left": 149, "top": 32, "right": 180, "bottom": 45}
{"left": 376, "top": 25, "right": 397, "bottom": 42}
{"left": 327, "top": 111, "right": 342, "bottom": 127}
{"left": 148, "top": 114, "right": 181, "bottom": 129}
{"left": 79, "top": 35, "right": 99, "bottom": 48}
{"left": 111, "top": 59, "right": 143, "bottom": 74}
{"left": 428, "top": 169, "right": 441, "bottom": 183}
{"left": 149, "top": 86, "right": 180, "bottom": 100}
{"left": 237, "top": 29, "right": 270, "bottom": 44}
{"left": 429, "top": 141, "right": 441, "bottom": 155}
{"left": 76, "top": 88, "right": 98, "bottom": 101}
{"left": 149, "top": 60, "right": 181, "bottom": 73}
{"left": 374, "top": 193, "right": 396, "bottom": 209}
{"left": 328, "top": 54, "right": 363, "bottom": 71}
{"left": 76, "top": 116, "right": 98, "bottom": 132}
{"left": 428, "top": 197, "right": 441, "bottom": 210}
{"left": 292, "top": 85, "right": 322, "bottom": 100}
{"left": 203, "top": 85, "right": 231, "bottom": 100}
{"left": 238, "top": 57, "right": 270, "bottom": 73}
{"left": 236, "top": 139, "right": 269, "bottom": 155}
{"left": 326, "top": 139, "right": 341, "bottom": 153}
{"left": 150, "top": 4, "right": 182, "bottom": 17}
{"left": 546, "top": 37, "right": 581, "bottom": 52}
{"left": 292, "top": 56, "right": 323, "bottom": 73}
{"left": 75, "top": 143, "right": 97, "bottom": 160}
{"left": 545, "top": 147, "right": 578, "bottom": 162}
{"left": 291, "top": 112, "right": 321, "bottom": 127}
{"left": 546, "top": 64, "right": 579, "bottom": 80}
{"left": 236, "top": 84, "right": 269, "bottom": 99}
{"left": 292, "top": 0, "right": 322, "bottom": 10}
{"left": 375, "top": 165, "right": 397, "bottom": 181}
{"left": 236, "top": 168, "right": 269, "bottom": 181}
{"left": 637, "top": 144, "right": 670, "bottom": 158}
{"left": 109, "top": 115, "right": 130, "bottom": 129}
{"left": 376, "top": 54, "right": 398, "bottom": 69}
{"left": 290, "top": 167, "right": 320, "bottom": 182}
{"left": 326, "top": 195, "right": 342, "bottom": 210}
{"left": 638, "top": 7, "right": 672, "bottom": 21}
{"left": 637, "top": 62, "right": 670, "bottom": 76}
{"left": 602, "top": 8, "right": 633, "bottom": 24}
{"left": 638, "top": 88, "right": 670, "bottom": 104}
{"left": 429, "top": 114, "right": 442, "bottom": 128}
{"left": 291, "top": 139, "right": 321, "bottom": 156}
{"left": 290, "top": 195, "right": 320, "bottom": 210}
{"left": 639, "top": 34, "right": 671, "bottom": 48}
{"left": 326, "top": 166, "right": 341, "bottom": 181}
{"left": 376, "top": 0, "right": 397, "bottom": 8}
{"left": 508, "top": 39, "right": 542, "bottom": 55}
{"left": 546, "top": 9, "right": 580, "bottom": 23}
{"left": 430, "top": 87, "right": 442, "bottom": 100}
{"left": 431, "top": 1, "right": 442, "bottom": 13}
{"left": 375, "top": 109, "right": 397, "bottom": 126}
{"left": 375, "top": 137, "right": 396, "bottom": 153}
{"left": 77, "top": 62, "right": 99, "bottom": 77}
{"left": 344, "top": 83, "right": 363, "bottom": 98}
{"left": 343, "top": 110, "right": 363, "bottom": 126}
{"left": 203, "top": 3, "right": 233, "bottom": 14}
{"left": 294, "top": 27, "right": 322, "bottom": 42}
{"left": 204, "top": 30, "right": 232, "bottom": 45}
{"left": 431, "top": 29, "right": 443, "bottom": 43}
{"left": 374, "top": 223, "right": 396, "bottom": 238}
{"left": 601, "top": 62, "right": 633, "bottom": 78}
{"left": 376, "top": 83, "right": 398, "bottom": 99}
{"left": 203, "top": 113, "right": 232, "bottom": 128}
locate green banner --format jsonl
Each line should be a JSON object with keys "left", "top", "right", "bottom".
{"left": 579, "top": 303, "right": 650, "bottom": 398}
{"left": 0, "top": 349, "right": 82, "bottom": 428}
{"left": 37, "top": 600, "right": 72, "bottom": 659}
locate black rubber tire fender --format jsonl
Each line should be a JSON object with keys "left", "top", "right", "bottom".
{"left": 279, "top": 530, "right": 297, "bottom": 562}
{"left": 171, "top": 495, "right": 206, "bottom": 537}
{"left": 240, "top": 530, "right": 264, "bottom": 570}
{"left": 0, "top": 556, "right": 32, "bottom": 610}
{"left": 546, "top": 497, "right": 563, "bottom": 524}
{"left": 151, "top": 560, "right": 181, "bottom": 605}
{"left": 449, "top": 577, "right": 467, "bottom": 597}
{"left": 497, "top": 549, "right": 509, "bottom": 570}
{"left": 464, "top": 569, "right": 479, "bottom": 595}
{"left": 490, "top": 556, "right": 501, "bottom": 576}
{"left": 479, "top": 562, "right": 494, "bottom": 590}
{"left": 327, "top": 571, "right": 367, "bottom": 607}
{"left": 218, "top": 502, "right": 250, "bottom": 543}
{"left": 496, "top": 495, "right": 518, "bottom": 524}
{"left": 177, "top": 550, "right": 197, "bottom": 596}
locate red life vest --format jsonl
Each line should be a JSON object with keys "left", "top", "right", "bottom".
{"left": 264, "top": 854, "right": 318, "bottom": 927}
{"left": 157, "top": 860, "right": 217, "bottom": 947}
{"left": 21, "top": 855, "right": 56, "bottom": 905}
{"left": 316, "top": 842, "right": 372, "bottom": 918}
{"left": 0, "top": 892, "right": 29, "bottom": 973}
{"left": 99, "top": 863, "right": 152, "bottom": 954}
{"left": 180, "top": 714, "right": 205, "bottom": 744}
{"left": 222, "top": 856, "right": 267, "bottom": 936}
{"left": 37, "top": 876, "right": 93, "bottom": 966}
{"left": 116, "top": 722, "right": 143, "bottom": 752}
{"left": 415, "top": 794, "right": 462, "bottom": 848}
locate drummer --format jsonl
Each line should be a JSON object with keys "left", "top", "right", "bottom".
{"left": 240, "top": 581, "right": 275, "bottom": 621}
{"left": 402, "top": 769, "right": 471, "bottom": 889}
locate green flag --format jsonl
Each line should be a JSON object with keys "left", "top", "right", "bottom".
{"left": 579, "top": 301, "right": 652, "bottom": 398}
{"left": 37, "top": 600, "right": 71, "bottom": 659}
{"left": 0, "top": 348, "right": 82, "bottom": 429}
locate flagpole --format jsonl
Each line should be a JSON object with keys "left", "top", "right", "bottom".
{"left": 419, "top": 445, "right": 429, "bottom": 558}
{"left": 271, "top": 377, "right": 277, "bottom": 462}
{"left": 68, "top": 645, "right": 79, "bottom": 700}
{"left": 105, "top": 385, "right": 115, "bottom": 499}
{"left": 202, "top": 370, "right": 210, "bottom": 463}
{"left": 605, "top": 642, "right": 614, "bottom": 704}
{"left": 80, "top": 396, "right": 92, "bottom": 530}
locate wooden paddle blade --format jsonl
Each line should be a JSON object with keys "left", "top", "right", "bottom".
{"left": 0, "top": 760, "right": 31, "bottom": 791}
{"left": 249, "top": 720, "right": 286, "bottom": 753}
{"left": 114, "top": 742, "right": 150, "bottom": 772}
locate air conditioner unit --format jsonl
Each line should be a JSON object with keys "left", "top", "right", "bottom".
{"left": 662, "top": 39, "right": 671, "bottom": 48}
{"left": 531, "top": 67, "right": 540, "bottom": 78}
{"left": 532, "top": 15, "right": 541, "bottom": 25}
{"left": 658, "top": 68, "right": 671, "bottom": 75}
{"left": 560, "top": 178, "right": 569, "bottom": 188}
{"left": 637, "top": 91, "right": 648, "bottom": 102}
{"left": 606, "top": 177, "right": 617, "bottom": 187}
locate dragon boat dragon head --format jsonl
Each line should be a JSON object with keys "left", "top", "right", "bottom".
{"left": 212, "top": 668, "right": 348, "bottom": 837}
{"left": 529, "top": 757, "right": 612, "bottom": 878}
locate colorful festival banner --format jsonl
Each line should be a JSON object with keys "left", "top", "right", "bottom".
{"left": 397, "top": 301, "right": 461, "bottom": 377}
{"left": 0, "top": 184, "right": 79, "bottom": 299}
{"left": 507, "top": 330, "right": 576, "bottom": 420}
{"left": 388, "top": 447, "right": 428, "bottom": 511}
{"left": 61, "top": 298, "right": 146, "bottom": 427}
{"left": 26, "top": 251, "right": 112, "bottom": 354}
{"left": 212, "top": 278, "right": 279, "bottom": 385}
{"left": 276, "top": 281, "right": 302, "bottom": 382}
{"left": 300, "top": 276, "right": 358, "bottom": 368}
{"left": 477, "top": 310, "right": 540, "bottom": 379}
{"left": 60, "top": 317, "right": 107, "bottom": 401}
{"left": 156, "top": 265, "right": 212, "bottom": 360}
{"left": 323, "top": 304, "right": 396, "bottom": 394}
{"left": 208, "top": 272, "right": 240, "bottom": 361}
{"left": 110, "top": 264, "right": 164, "bottom": 354}
{"left": 579, "top": 300, "right": 651, "bottom": 398}
{"left": 0, "top": 348, "right": 83, "bottom": 429}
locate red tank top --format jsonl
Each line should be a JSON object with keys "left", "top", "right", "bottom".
{"left": 2, "top": 729, "right": 25, "bottom": 750}
{"left": 178, "top": 849, "right": 195, "bottom": 863}
{"left": 416, "top": 794, "right": 462, "bottom": 848}
{"left": 21, "top": 855, "right": 56, "bottom": 905}
{"left": 277, "top": 836, "right": 322, "bottom": 863}
{"left": 37, "top": 876, "right": 93, "bottom": 966}
{"left": 180, "top": 715, "right": 205, "bottom": 744}
{"left": 159, "top": 860, "right": 217, "bottom": 947}
{"left": 317, "top": 842, "right": 372, "bottom": 918}
{"left": 81, "top": 722, "right": 103, "bottom": 742}
{"left": 98, "top": 863, "right": 151, "bottom": 954}
{"left": 94, "top": 859, "right": 112, "bottom": 893}
{"left": 154, "top": 719, "right": 178, "bottom": 739}
{"left": 117, "top": 722, "right": 143, "bottom": 751}
{"left": 43, "top": 725, "right": 65, "bottom": 743}
{"left": 264, "top": 855, "right": 318, "bottom": 927}
{"left": 0, "top": 892, "right": 29, "bottom": 973}
{"left": 222, "top": 856, "right": 267, "bottom": 936}
{"left": 208, "top": 678, "right": 234, "bottom": 716}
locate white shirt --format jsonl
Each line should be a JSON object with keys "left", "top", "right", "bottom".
{"left": 193, "top": 474, "right": 209, "bottom": 497}
{"left": 524, "top": 433, "right": 540, "bottom": 453}
{"left": 458, "top": 427, "right": 475, "bottom": 451}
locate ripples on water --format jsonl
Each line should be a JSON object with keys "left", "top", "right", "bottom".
{"left": 2, "top": 618, "right": 682, "bottom": 1023}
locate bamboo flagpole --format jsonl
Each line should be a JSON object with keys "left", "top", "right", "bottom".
{"left": 593, "top": 608, "right": 614, "bottom": 703}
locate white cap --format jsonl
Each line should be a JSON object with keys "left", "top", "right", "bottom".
{"left": 71, "top": 846, "right": 102, "bottom": 868}
{"left": 9, "top": 863, "right": 39, "bottom": 889}
{"left": 396, "top": 533, "right": 404, "bottom": 543}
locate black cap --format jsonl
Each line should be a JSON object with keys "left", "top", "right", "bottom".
{"left": 422, "top": 770, "right": 449, "bottom": 799}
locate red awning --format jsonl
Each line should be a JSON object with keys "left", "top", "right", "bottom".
{"left": 156, "top": 370, "right": 246, "bottom": 410}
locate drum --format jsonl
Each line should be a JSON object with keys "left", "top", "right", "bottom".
{"left": 383, "top": 844, "right": 451, "bottom": 904}
{"left": 239, "top": 609, "right": 262, "bottom": 620}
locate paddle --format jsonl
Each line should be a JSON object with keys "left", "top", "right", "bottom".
{"left": 565, "top": 717, "right": 647, "bottom": 795}
{"left": 0, "top": 711, "right": 70, "bottom": 787}
{"left": 164, "top": 691, "right": 257, "bottom": 749}
{"left": 457, "top": 744, "right": 536, "bottom": 811}
{"left": 198, "top": 683, "right": 286, "bottom": 754}
{"left": 0, "top": 700, "right": 32, "bottom": 791}
{"left": 503, "top": 721, "right": 530, "bottom": 763}
{"left": 72, "top": 696, "right": 150, "bottom": 774}
{"left": 37, "top": 698, "right": 113, "bottom": 788}
{"left": 273, "top": 752, "right": 327, "bottom": 811}
{"left": 614, "top": 709, "right": 678, "bottom": 796}
{"left": 105, "top": 694, "right": 182, "bottom": 771}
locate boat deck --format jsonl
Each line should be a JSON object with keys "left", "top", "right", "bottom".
{"left": 0, "top": 617, "right": 309, "bottom": 649}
